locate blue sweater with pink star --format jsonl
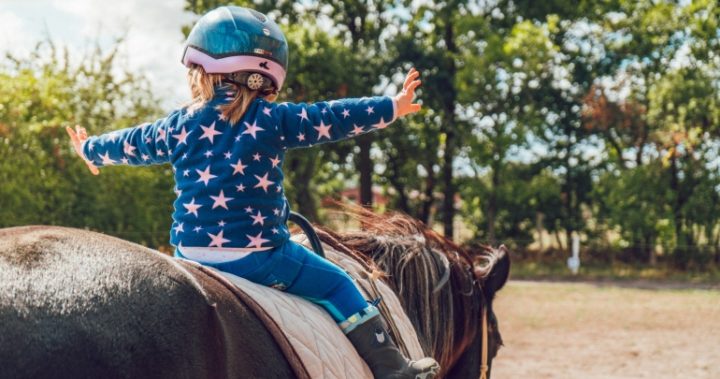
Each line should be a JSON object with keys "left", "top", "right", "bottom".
{"left": 82, "top": 86, "right": 396, "bottom": 253}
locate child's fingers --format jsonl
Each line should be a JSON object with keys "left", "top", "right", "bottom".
{"left": 87, "top": 162, "right": 99, "bottom": 175}
{"left": 406, "top": 80, "right": 422, "bottom": 94}
{"left": 76, "top": 125, "right": 88, "bottom": 140}
{"left": 410, "top": 103, "right": 422, "bottom": 113}
{"left": 66, "top": 126, "right": 79, "bottom": 143}
{"left": 403, "top": 70, "right": 420, "bottom": 90}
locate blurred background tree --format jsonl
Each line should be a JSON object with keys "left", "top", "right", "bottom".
{"left": 0, "top": 41, "right": 173, "bottom": 248}
{"left": 1, "top": 0, "right": 718, "bottom": 273}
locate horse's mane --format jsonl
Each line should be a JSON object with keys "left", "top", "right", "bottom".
{"left": 316, "top": 205, "right": 501, "bottom": 374}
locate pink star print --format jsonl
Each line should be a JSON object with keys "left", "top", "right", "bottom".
{"left": 251, "top": 211, "right": 267, "bottom": 226}
{"left": 208, "top": 230, "right": 231, "bottom": 247}
{"left": 183, "top": 198, "right": 202, "bottom": 217}
{"left": 314, "top": 121, "right": 332, "bottom": 140}
{"left": 196, "top": 165, "right": 217, "bottom": 186}
{"left": 350, "top": 124, "right": 364, "bottom": 136}
{"left": 269, "top": 155, "right": 281, "bottom": 168}
{"left": 156, "top": 128, "right": 166, "bottom": 142}
{"left": 99, "top": 152, "right": 116, "bottom": 165}
{"left": 246, "top": 232, "right": 270, "bottom": 249}
{"left": 297, "top": 107, "right": 310, "bottom": 123}
{"left": 373, "top": 117, "right": 390, "bottom": 129}
{"left": 254, "top": 173, "right": 275, "bottom": 193}
{"left": 242, "top": 120, "right": 265, "bottom": 139}
{"left": 199, "top": 122, "right": 222, "bottom": 144}
{"left": 172, "top": 127, "right": 191, "bottom": 145}
{"left": 230, "top": 159, "right": 247, "bottom": 175}
{"left": 210, "top": 190, "right": 234, "bottom": 210}
{"left": 123, "top": 141, "right": 136, "bottom": 157}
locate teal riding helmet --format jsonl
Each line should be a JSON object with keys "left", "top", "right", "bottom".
{"left": 182, "top": 6, "right": 289, "bottom": 92}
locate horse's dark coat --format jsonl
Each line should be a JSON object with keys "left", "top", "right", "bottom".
{"left": 0, "top": 226, "right": 294, "bottom": 379}
{"left": 0, "top": 219, "right": 509, "bottom": 379}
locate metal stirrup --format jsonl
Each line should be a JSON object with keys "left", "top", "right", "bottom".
{"left": 288, "top": 211, "right": 325, "bottom": 258}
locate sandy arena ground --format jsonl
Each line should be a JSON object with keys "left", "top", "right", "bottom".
{"left": 491, "top": 280, "right": 720, "bottom": 379}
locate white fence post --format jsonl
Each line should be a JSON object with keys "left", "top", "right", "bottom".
{"left": 567, "top": 233, "right": 580, "bottom": 275}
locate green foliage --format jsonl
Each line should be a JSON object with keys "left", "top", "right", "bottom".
{"left": 593, "top": 164, "right": 671, "bottom": 254}
{"left": 3, "top": 0, "right": 719, "bottom": 271}
{"left": 0, "top": 42, "right": 172, "bottom": 248}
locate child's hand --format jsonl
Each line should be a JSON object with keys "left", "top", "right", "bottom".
{"left": 65, "top": 125, "right": 99, "bottom": 175}
{"left": 394, "top": 68, "right": 422, "bottom": 118}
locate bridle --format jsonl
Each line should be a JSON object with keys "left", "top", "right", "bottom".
{"left": 451, "top": 254, "right": 492, "bottom": 379}
{"left": 480, "top": 306, "right": 489, "bottom": 379}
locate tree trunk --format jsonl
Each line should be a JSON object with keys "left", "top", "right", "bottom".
{"left": 441, "top": 13, "right": 458, "bottom": 240}
{"left": 554, "top": 231, "right": 564, "bottom": 252}
{"left": 386, "top": 150, "right": 411, "bottom": 214}
{"left": 646, "top": 234, "right": 657, "bottom": 266}
{"left": 419, "top": 162, "right": 436, "bottom": 224}
{"left": 536, "top": 212, "right": 545, "bottom": 251}
{"left": 357, "top": 135, "right": 373, "bottom": 206}
{"left": 346, "top": 12, "right": 374, "bottom": 207}
{"left": 486, "top": 161, "right": 500, "bottom": 244}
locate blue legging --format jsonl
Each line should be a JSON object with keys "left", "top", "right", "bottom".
{"left": 175, "top": 240, "right": 369, "bottom": 323}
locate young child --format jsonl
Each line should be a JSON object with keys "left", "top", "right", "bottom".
{"left": 67, "top": 6, "right": 438, "bottom": 379}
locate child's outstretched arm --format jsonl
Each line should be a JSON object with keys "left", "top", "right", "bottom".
{"left": 274, "top": 68, "right": 422, "bottom": 149}
{"left": 66, "top": 112, "right": 181, "bottom": 173}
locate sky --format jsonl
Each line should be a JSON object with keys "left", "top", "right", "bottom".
{"left": 0, "top": 0, "right": 196, "bottom": 109}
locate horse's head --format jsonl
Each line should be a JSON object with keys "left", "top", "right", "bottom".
{"left": 445, "top": 243, "right": 510, "bottom": 379}
{"left": 317, "top": 206, "right": 510, "bottom": 378}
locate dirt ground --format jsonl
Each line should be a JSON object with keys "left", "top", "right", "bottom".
{"left": 491, "top": 280, "right": 720, "bottom": 379}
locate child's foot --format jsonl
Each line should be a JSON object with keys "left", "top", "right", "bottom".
{"left": 345, "top": 314, "right": 440, "bottom": 379}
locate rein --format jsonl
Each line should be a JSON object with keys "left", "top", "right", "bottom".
{"left": 480, "top": 307, "right": 489, "bottom": 379}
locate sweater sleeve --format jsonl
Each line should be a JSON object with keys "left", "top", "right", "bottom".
{"left": 273, "top": 96, "right": 397, "bottom": 149}
{"left": 81, "top": 111, "right": 180, "bottom": 167}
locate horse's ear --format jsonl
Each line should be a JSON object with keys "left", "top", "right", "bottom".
{"left": 481, "top": 245, "right": 511, "bottom": 301}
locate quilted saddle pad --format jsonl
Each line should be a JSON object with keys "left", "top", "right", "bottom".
{"left": 196, "top": 234, "right": 427, "bottom": 379}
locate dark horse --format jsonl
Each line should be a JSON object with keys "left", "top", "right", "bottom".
{"left": 0, "top": 210, "right": 509, "bottom": 379}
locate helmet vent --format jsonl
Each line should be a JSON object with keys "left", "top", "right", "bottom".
{"left": 249, "top": 9, "right": 267, "bottom": 23}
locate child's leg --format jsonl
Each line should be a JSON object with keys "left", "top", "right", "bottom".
{"left": 272, "top": 241, "right": 440, "bottom": 377}
{"left": 264, "top": 241, "right": 374, "bottom": 326}
{"left": 176, "top": 242, "right": 372, "bottom": 326}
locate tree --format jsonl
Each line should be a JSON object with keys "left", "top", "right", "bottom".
{"left": 0, "top": 41, "right": 172, "bottom": 248}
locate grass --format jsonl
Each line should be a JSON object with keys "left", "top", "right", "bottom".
{"left": 510, "top": 260, "right": 720, "bottom": 286}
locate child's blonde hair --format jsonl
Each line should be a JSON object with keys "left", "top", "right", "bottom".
{"left": 186, "top": 65, "right": 263, "bottom": 125}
